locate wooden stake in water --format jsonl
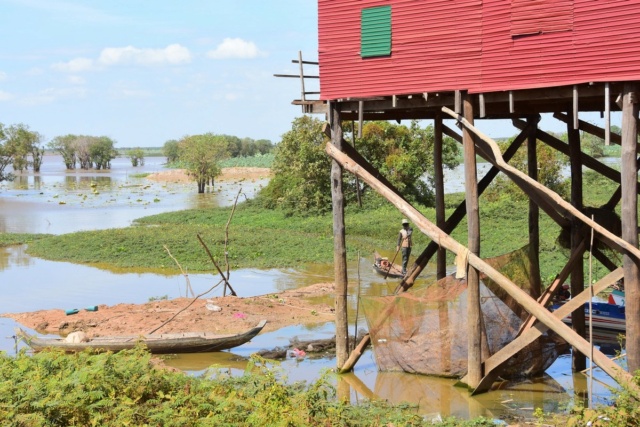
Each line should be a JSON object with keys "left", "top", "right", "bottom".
{"left": 588, "top": 215, "right": 595, "bottom": 409}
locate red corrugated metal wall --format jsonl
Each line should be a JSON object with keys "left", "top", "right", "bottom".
{"left": 318, "top": 0, "right": 640, "bottom": 99}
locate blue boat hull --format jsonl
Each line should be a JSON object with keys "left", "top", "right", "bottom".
{"left": 554, "top": 302, "right": 625, "bottom": 332}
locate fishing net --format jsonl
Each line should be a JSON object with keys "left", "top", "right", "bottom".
{"left": 361, "top": 245, "right": 567, "bottom": 378}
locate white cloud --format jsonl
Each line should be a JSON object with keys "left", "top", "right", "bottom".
{"left": 0, "top": 71, "right": 7, "bottom": 81}
{"left": 51, "top": 44, "right": 191, "bottom": 73}
{"left": 225, "top": 93, "right": 239, "bottom": 101}
{"left": 51, "top": 57, "right": 94, "bottom": 73}
{"left": 206, "top": 38, "right": 264, "bottom": 59}
{"left": 98, "top": 44, "right": 191, "bottom": 66}
{"left": 27, "top": 67, "right": 45, "bottom": 76}
{"left": 0, "top": 90, "right": 13, "bottom": 101}
{"left": 20, "top": 87, "right": 87, "bottom": 106}
{"left": 67, "top": 75, "right": 86, "bottom": 85}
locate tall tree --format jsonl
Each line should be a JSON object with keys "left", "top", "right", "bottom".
{"left": 129, "top": 148, "right": 145, "bottom": 167}
{"left": 162, "top": 139, "right": 180, "bottom": 163}
{"left": 259, "top": 117, "right": 459, "bottom": 215}
{"left": 89, "top": 136, "right": 117, "bottom": 170}
{"left": 259, "top": 116, "right": 332, "bottom": 214}
{"left": 178, "top": 133, "right": 229, "bottom": 193}
{"left": 48, "top": 134, "right": 78, "bottom": 169}
{"left": 0, "top": 123, "right": 15, "bottom": 182}
{"left": 3, "top": 124, "right": 42, "bottom": 173}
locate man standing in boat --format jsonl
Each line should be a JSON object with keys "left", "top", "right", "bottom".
{"left": 396, "top": 219, "right": 413, "bottom": 275}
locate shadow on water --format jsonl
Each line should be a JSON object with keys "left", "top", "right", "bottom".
{"left": 0, "top": 156, "right": 626, "bottom": 422}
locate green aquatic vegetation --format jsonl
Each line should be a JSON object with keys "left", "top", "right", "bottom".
{"left": 0, "top": 349, "right": 496, "bottom": 426}
{"left": 0, "top": 233, "right": 50, "bottom": 247}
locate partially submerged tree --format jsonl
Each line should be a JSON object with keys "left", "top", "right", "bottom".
{"left": 178, "top": 133, "right": 229, "bottom": 193}
{"left": 0, "top": 123, "right": 15, "bottom": 183}
{"left": 49, "top": 135, "right": 116, "bottom": 169}
{"left": 89, "top": 136, "right": 117, "bottom": 170}
{"left": 48, "top": 134, "right": 78, "bottom": 169}
{"left": 163, "top": 139, "right": 180, "bottom": 164}
{"left": 2, "top": 123, "right": 44, "bottom": 173}
{"left": 129, "top": 148, "right": 145, "bottom": 167}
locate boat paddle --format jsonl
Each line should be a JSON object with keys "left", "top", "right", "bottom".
{"left": 384, "top": 246, "right": 401, "bottom": 280}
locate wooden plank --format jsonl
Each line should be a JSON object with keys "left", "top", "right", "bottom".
{"left": 329, "top": 103, "right": 349, "bottom": 368}
{"left": 621, "top": 84, "right": 640, "bottom": 373}
{"left": 325, "top": 141, "right": 639, "bottom": 398}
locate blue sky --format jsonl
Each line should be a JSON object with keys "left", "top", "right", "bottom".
{"left": 0, "top": 0, "right": 319, "bottom": 147}
{"left": 0, "top": 0, "right": 619, "bottom": 149}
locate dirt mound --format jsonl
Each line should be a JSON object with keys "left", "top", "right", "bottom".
{"left": 5, "top": 282, "right": 335, "bottom": 338}
{"left": 147, "top": 167, "right": 271, "bottom": 184}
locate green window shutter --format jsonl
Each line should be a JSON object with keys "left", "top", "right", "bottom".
{"left": 361, "top": 6, "right": 391, "bottom": 58}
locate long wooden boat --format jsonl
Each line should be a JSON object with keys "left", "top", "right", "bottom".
{"left": 553, "top": 302, "right": 625, "bottom": 332}
{"left": 373, "top": 251, "right": 404, "bottom": 279}
{"left": 17, "top": 320, "right": 267, "bottom": 354}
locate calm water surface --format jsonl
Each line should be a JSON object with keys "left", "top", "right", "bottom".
{"left": 0, "top": 156, "right": 624, "bottom": 422}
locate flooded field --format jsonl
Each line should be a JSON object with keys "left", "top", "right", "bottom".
{"left": 0, "top": 155, "right": 624, "bottom": 423}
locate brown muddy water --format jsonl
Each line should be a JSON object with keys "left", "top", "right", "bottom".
{"left": 0, "top": 156, "right": 623, "bottom": 423}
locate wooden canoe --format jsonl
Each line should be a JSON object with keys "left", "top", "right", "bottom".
{"left": 373, "top": 251, "right": 404, "bottom": 279}
{"left": 16, "top": 320, "right": 267, "bottom": 354}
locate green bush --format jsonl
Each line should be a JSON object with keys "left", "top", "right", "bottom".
{"left": 0, "top": 349, "right": 496, "bottom": 426}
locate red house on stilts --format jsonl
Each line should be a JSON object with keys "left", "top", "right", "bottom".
{"left": 284, "top": 0, "right": 640, "bottom": 395}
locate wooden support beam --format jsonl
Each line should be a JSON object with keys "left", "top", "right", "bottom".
{"left": 450, "top": 122, "right": 570, "bottom": 228}
{"left": 513, "top": 118, "right": 640, "bottom": 195}
{"left": 621, "top": 83, "right": 640, "bottom": 373}
{"left": 325, "top": 141, "right": 639, "bottom": 398}
{"left": 473, "top": 268, "right": 624, "bottom": 395}
{"left": 568, "top": 115, "right": 586, "bottom": 371}
{"left": 434, "top": 115, "right": 447, "bottom": 280}
{"left": 463, "top": 92, "right": 483, "bottom": 388}
{"left": 527, "top": 116, "right": 542, "bottom": 298}
{"left": 329, "top": 103, "right": 349, "bottom": 369}
{"left": 338, "top": 333, "right": 371, "bottom": 374}
{"left": 553, "top": 112, "right": 623, "bottom": 147}
{"left": 517, "top": 238, "right": 587, "bottom": 336}
{"left": 457, "top": 112, "right": 640, "bottom": 271}
{"left": 605, "top": 82, "right": 611, "bottom": 146}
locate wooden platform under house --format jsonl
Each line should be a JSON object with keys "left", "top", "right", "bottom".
{"left": 278, "top": 0, "right": 640, "bottom": 396}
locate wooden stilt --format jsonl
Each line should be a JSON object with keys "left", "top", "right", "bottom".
{"left": 463, "top": 92, "right": 482, "bottom": 388}
{"left": 434, "top": 114, "right": 446, "bottom": 280}
{"left": 329, "top": 102, "right": 349, "bottom": 368}
{"left": 621, "top": 83, "right": 640, "bottom": 373}
{"left": 568, "top": 114, "right": 586, "bottom": 372}
{"left": 527, "top": 116, "right": 542, "bottom": 298}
